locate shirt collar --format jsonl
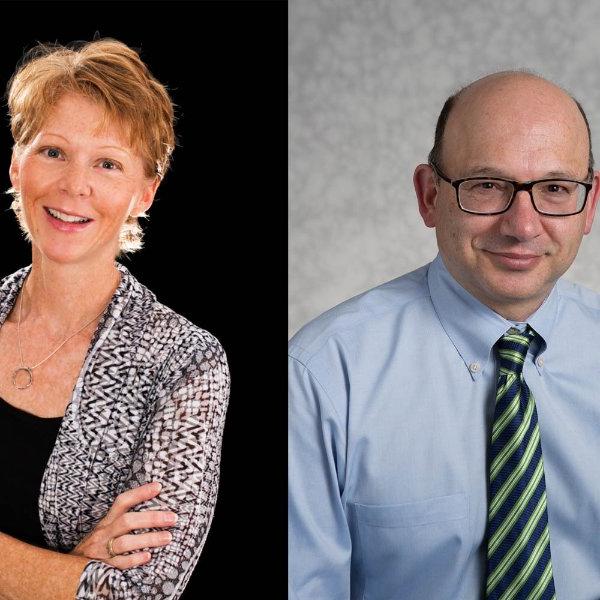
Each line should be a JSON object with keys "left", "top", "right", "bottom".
{"left": 427, "top": 253, "right": 559, "bottom": 380}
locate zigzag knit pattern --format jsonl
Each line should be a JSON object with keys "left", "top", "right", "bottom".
{"left": 0, "top": 263, "right": 230, "bottom": 599}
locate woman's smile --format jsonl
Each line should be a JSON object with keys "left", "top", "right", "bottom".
{"left": 44, "top": 206, "right": 94, "bottom": 232}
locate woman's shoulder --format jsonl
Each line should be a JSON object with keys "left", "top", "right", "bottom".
{"left": 151, "top": 300, "right": 225, "bottom": 357}
{"left": 0, "top": 266, "right": 31, "bottom": 322}
{"left": 0, "top": 265, "right": 30, "bottom": 295}
{"left": 118, "top": 263, "right": 227, "bottom": 363}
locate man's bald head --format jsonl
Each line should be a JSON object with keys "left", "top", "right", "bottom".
{"left": 428, "top": 71, "right": 594, "bottom": 179}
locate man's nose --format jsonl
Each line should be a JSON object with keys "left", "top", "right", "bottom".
{"left": 498, "top": 190, "right": 543, "bottom": 241}
{"left": 59, "top": 161, "right": 92, "bottom": 197}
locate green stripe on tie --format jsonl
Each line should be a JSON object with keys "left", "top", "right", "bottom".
{"left": 488, "top": 458, "right": 545, "bottom": 557}
{"left": 492, "top": 388, "right": 521, "bottom": 444}
{"left": 488, "top": 424, "right": 540, "bottom": 520}
{"left": 498, "top": 525, "right": 550, "bottom": 600}
{"left": 498, "top": 349, "right": 526, "bottom": 364}
{"left": 486, "top": 493, "right": 548, "bottom": 594}
{"left": 490, "top": 393, "right": 535, "bottom": 481}
{"left": 525, "top": 560, "right": 554, "bottom": 600}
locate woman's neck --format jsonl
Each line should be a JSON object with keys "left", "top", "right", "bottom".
{"left": 15, "top": 252, "right": 121, "bottom": 336}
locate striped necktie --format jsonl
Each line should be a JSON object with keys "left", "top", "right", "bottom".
{"left": 485, "top": 327, "right": 556, "bottom": 600}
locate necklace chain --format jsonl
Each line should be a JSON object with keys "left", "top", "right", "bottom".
{"left": 13, "top": 270, "right": 120, "bottom": 389}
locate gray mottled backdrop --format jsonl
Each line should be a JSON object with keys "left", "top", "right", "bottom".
{"left": 289, "top": 0, "right": 600, "bottom": 337}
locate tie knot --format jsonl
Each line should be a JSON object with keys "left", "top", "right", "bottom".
{"left": 496, "top": 327, "right": 535, "bottom": 374}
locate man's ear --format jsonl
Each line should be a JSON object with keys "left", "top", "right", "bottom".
{"left": 414, "top": 163, "right": 439, "bottom": 228}
{"left": 583, "top": 169, "right": 600, "bottom": 235}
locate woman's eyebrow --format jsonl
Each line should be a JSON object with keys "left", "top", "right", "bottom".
{"left": 36, "top": 133, "right": 131, "bottom": 156}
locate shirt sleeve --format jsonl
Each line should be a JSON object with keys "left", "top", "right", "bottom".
{"left": 75, "top": 336, "right": 230, "bottom": 600}
{"left": 288, "top": 354, "right": 352, "bottom": 600}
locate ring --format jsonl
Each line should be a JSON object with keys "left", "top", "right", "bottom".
{"left": 107, "top": 537, "right": 117, "bottom": 558}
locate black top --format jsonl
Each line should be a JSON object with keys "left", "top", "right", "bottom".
{"left": 0, "top": 396, "right": 62, "bottom": 549}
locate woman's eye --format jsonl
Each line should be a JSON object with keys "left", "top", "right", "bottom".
{"left": 43, "top": 147, "right": 61, "bottom": 159}
{"left": 100, "top": 159, "right": 121, "bottom": 171}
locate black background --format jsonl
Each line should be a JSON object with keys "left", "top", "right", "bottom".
{"left": 0, "top": 1, "right": 286, "bottom": 597}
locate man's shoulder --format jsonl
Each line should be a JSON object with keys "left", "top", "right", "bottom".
{"left": 289, "top": 263, "right": 431, "bottom": 365}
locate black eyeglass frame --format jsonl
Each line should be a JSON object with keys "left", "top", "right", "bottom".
{"left": 429, "top": 162, "right": 593, "bottom": 216}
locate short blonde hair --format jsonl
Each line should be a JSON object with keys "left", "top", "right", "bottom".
{"left": 7, "top": 38, "right": 176, "bottom": 253}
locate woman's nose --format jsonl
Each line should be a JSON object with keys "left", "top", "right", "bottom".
{"left": 59, "top": 162, "right": 92, "bottom": 197}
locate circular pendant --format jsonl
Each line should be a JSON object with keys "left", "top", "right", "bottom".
{"left": 12, "top": 367, "right": 33, "bottom": 390}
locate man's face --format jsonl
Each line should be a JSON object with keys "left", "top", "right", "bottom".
{"left": 416, "top": 76, "right": 600, "bottom": 320}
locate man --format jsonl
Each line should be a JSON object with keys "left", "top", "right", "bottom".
{"left": 289, "top": 71, "right": 600, "bottom": 599}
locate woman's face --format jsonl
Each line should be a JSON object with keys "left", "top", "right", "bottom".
{"left": 9, "top": 92, "right": 158, "bottom": 266}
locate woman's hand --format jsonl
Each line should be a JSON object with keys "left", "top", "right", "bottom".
{"left": 69, "top": 481, "right": 177, "bottom": 570}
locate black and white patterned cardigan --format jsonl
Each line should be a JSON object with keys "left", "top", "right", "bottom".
{"left": 0, "top": 263, "right": 230, "bottom": 599}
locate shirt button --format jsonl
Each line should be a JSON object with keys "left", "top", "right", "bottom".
{"left": 469, "top": 362, "right": 481, "bottom": 373}
{"left": 537, "top": 357, "right": 544, "bottom": 367}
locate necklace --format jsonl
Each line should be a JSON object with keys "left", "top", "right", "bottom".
{"left": 12, "top": 271, "right": 120, "bottom": 390}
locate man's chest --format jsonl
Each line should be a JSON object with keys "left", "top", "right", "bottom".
{"left": 342, "top": 360, "right": 600, "bottom": 598}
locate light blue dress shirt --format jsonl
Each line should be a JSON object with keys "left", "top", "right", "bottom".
{"left": 289, "top": 254, "right": 600, "bottom": 600}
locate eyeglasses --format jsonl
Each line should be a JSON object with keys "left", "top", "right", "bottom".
{"left": 430, "top": 162, "right": 593, "bottom": 216}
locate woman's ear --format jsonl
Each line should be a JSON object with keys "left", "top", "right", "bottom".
{"left": 130, "top": 177, "right": 160, "bottom": 217}
{"left": 9, "top": 149, "right": 21, "bottom": 191}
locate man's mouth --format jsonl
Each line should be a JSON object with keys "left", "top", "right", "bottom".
{"left": 483, "top": 249, "right": 545, "bottom": 270}
{"left": 491, "top": 252, "right": 542, "bottom": 260}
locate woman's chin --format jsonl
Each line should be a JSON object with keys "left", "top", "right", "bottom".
{"left": 32, "top": 242, "right": 94, "bottom": 266}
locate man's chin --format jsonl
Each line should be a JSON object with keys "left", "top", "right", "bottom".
{"left": 477, "top": 274, "right": 554, "bottom": 315}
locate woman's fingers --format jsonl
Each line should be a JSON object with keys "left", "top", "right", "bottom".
{"left": 111, "top": 530, "right": 173, "bottom": 556}
{"left": 111, "top": 508, "right": 178, "bottom": 538}
{"left": 105, "top": 481, "right": 163, "bottom": 520}
{"left": 69, "top": 481, "right": 179, "bottom": 570}
{"left": 108, "top": 551, "right": 153, "bottom": 571}
{"left": 106, "top": 529, "right": 173, "bottom": 571}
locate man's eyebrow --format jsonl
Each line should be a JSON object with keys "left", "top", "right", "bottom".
{"left": 462, "top": 165, "right": 585, "bottom": 180}
{"left": 542, "top": 170, "right": 586, "bottom": 180}
{"left": 462, "top": 166, "right": 510, "bottom": 178}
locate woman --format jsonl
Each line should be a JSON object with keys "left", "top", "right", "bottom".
{"left": 0, "top": 39, "right": 229, "bottom": 599}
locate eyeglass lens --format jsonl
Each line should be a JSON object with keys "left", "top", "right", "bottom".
{"left": 458, "top": 179, "right": 587, "bottom": 215}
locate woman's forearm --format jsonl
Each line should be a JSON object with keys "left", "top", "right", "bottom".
{"left": 0, "top": 532, "right": 91, "bottom": 600}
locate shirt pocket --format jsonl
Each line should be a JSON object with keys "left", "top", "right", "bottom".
{"left": 349, "top": 493, "right": 469, "bottom": 600}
